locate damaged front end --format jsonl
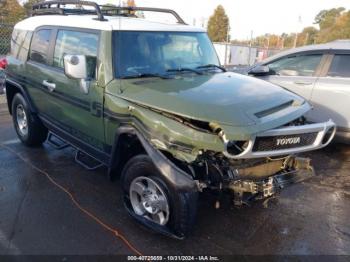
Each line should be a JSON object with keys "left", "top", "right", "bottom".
{"left": 147, "top": 113, "right": 335, "bottom": 207}
{"left": 190, "top": 153, "right": 314, "bottom": 206}
{"left": 105, "top": 82, "right": 336, "bottom": 207}
{"left": 181, "top": 118, "right": 335, "bottom": 206}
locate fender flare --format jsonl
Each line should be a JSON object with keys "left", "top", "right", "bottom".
{"left": 5, "top": 78, "right": 37, "bottom": 114}
{"left": 108, "top": 126, "right": 198, "bottom": 192}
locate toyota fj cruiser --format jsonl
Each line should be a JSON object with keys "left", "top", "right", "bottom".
{"left": 4, "top": 1, "right": 336, "bottom": 238}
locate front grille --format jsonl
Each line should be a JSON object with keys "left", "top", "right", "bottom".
{"left": 253, "top": 132, "right": 318, "bottom": 152}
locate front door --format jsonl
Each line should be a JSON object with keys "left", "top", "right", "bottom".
{"left": 258, "top": 53, "right": 324, "bottom": 101}
{"left": 39, "top": 28, "right": 106, "bottom": 159}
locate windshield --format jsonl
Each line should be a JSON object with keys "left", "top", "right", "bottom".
{"left": 113, "top": 31, "right": 220, "bottom": 78}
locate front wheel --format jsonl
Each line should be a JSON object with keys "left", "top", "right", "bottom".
{"left": 12, "top": 93, "right": 48, "bottom": 146}
{"left": 121, "top": 155, "right": 198, "bottom": 238}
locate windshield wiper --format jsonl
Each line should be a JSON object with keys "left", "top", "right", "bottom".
{"left": 120, "top": 73, "right": 171, "bottom": 79}
{"left": 166, "top": 68, "right": 203, "bottom": 75}
{"left": 197, "top": 64, "right": 227, "bottom": 72}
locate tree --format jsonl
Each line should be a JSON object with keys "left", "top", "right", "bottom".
{"left": 0, "top": 0, "right": 25, "bottom": 24}
{"left": 316, "top": 10, "right": 350, "bottom": 43}
{"left": 126, "top": 0, "right": 136, "bottom": 7}
{"left": 314, "top": 7, "right": 345, "bottom": 30}
{"left": 207, "top": 5, "right": 230, "bottom": 42}
{"left": 292, "top": 26, "right": 319, "bottom": 47}
{"left": 217, "top": 7, "right": 350, "bottom": 47}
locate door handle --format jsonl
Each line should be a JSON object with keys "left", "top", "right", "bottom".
{"left": 42, "top": 80, "right": 56, "bottom": 92}
{"left": 293, "top": 81, "right": 313, "bottom": 86}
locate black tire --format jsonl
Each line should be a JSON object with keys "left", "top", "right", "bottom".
{"left": 12, "top": 93, "right": 48, "bottom": 147}
{"left": 121, "top": 154, "right": 198, "bottom": 238}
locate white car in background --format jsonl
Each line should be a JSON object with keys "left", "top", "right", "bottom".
{"left": 247, "top": 40, "right": 350, "bottom": 142}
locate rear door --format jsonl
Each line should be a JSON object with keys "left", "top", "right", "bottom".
{"left": 259, "top": 53, "right": 325, "bottom": 100}
{"left": 25, "top": 28, "right": 55, "bottom": 113}
{"left": 310, "top": 53, "right": 350, "bottom": 131}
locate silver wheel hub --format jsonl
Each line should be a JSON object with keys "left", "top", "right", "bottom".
{"left": 16, "top": 104, "right": 28, "bottom": 136}
{"left": 129, "top": 176, "right": 170, "bottom": 226}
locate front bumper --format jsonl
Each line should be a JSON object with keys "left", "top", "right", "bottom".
{"left": 223, "top": 120, "right": 336, "bottom": 159}
{"left": 229, "top": 163, "right": 315, "bottom": 206}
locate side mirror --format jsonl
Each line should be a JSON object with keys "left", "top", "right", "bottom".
{"left": 64, "top": 55, "right": 88, "bottom": 79}
{"left": 249, "top": 65, "right": 271, "bottom": 76}
{"left": 63, "top": 55, "right": 91, "bottom": 94}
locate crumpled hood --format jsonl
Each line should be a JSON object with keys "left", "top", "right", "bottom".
{"left": 113, "top": 72, "right": 308, "bottom": 127}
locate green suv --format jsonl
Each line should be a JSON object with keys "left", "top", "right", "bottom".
{"left": 5, "top": 1, "right": 336, "bottom": 238}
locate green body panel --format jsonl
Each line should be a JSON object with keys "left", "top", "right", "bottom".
{"left": 97, "top": 31, "right": 113, "bottom": 87}
{"left": 104, "top": 93, "right": 224, "bottom": 162}
{"left": 26, "top": 63, "right": 105, "bottom": 149}
{"left": 6, "top": 28, "right": 311, "bottom": 163}
{"left": 104, "top": 72, "right": 309, "bottom": 143}
{"left": 6, "top": 30, "right": 109, "bottom": 151}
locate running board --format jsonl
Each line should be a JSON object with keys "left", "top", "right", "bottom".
{"left": 75, "top": 150, "right": 104, "bottom": 171}
{"left": 47, "top": 132, "right": 104, "bottom": 171}
{"left": 47, "top": 132, "right": 69, "bottom": 150}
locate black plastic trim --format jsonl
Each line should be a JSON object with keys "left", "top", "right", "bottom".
{"left": 109, "top": 126, "right": 198, "bottom": 192}
{"left": 5, "top": 77, "right": 37, "bottom": 114}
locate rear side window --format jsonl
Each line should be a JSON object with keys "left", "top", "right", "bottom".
{"left": 18, "top": 31, "right": 33, "bottom": 61}
{"left": 327, "top": 55, "right": 350, "bottom": 78}
{"left": 53, "top": 30, "right": 98, "bottom": 77}
{"left": 11, "top": 29, "right": 33, "bottom": 61}
{"left": 30, "top": 29, "right": 52, "bottom": 64}
{"left": 267, "top": 54, "right": 322, "bottom": 77}
{"left": 11, "top": 29, "right": 22, "bottom": 57}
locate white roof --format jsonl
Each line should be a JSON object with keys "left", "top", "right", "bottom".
{"left": 14, "top": 15, "right": 206, "bottom": 32}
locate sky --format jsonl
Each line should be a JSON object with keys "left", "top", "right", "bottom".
{"left": 95, "top": 0, "right": 350, "bottom": 39}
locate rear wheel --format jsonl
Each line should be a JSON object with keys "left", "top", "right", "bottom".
{"left": 121, "top": 154, "right": 198, "bottom": 238}
{"left": 12, "top": 93, "right": 48, "bottom": 146}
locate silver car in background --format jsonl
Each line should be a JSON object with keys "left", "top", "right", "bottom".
{"left": 247, "top": 40, "right": 350, "bottom": 142}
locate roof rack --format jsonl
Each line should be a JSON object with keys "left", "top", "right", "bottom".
{"left": 32, "top": 1, "right": 187, "bottom": 24}
{"left": 100, "top": 6, "right": 186, "bottom": 24}
{"left": 32, "top": 1, "right": 106, "bottom": 21}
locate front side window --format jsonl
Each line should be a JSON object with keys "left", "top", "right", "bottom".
{"left": 327, "top": 55, "right": 350, "bottom": 78}
{"left": 53, "top": 30, "right": 98, "bottom": 77}
{"left": 29, "top": 29, "right": 52, "bottom": 64}
{"left": 114, "top": 31, "right": 219, "bottom": 78}
{"left": 267, "top": 54, "right": 322, "bottom": 77}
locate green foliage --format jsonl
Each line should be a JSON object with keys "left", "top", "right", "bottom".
{"left": 316, "top": 10, "right": 350, "bottom": 43}
{"left": 207, "top": 5, "right": 230, "bottom": 42}
{"left": 299, "top": 26, "right": 319, "bottom": 45}
{"left": 126, "top": 0, "right": 136, "bottom": 7}
{"left": 0, "top": 0, "right": 26, "bottom": 24}
{"left": 232, "top": 7, "right": 349, "bottom": 48}
{"left": 314, "top": 7, "right": 345, "bottom": 30}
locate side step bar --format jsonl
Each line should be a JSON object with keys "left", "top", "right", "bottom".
{"left": 47, "top": 132, "right": 69, "bottom": 150}
{"left": 46, "top": 132, "right": 104, "bottom": 171}
{"left": 75, "top": 150, "right": 104, "bottom": 171}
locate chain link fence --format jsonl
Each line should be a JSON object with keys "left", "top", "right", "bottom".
{"left": 213, "top": 42, "right": 284, "bottom": 69}
{"left": 0, "top": 23, "right": 13, "bottom": 56}
{"left": 0, "top": 23, "right": 13, "bottom": 94}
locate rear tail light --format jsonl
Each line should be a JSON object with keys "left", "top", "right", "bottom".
{"left": 0, "top": 58, "right": 8, "bottom": 69}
